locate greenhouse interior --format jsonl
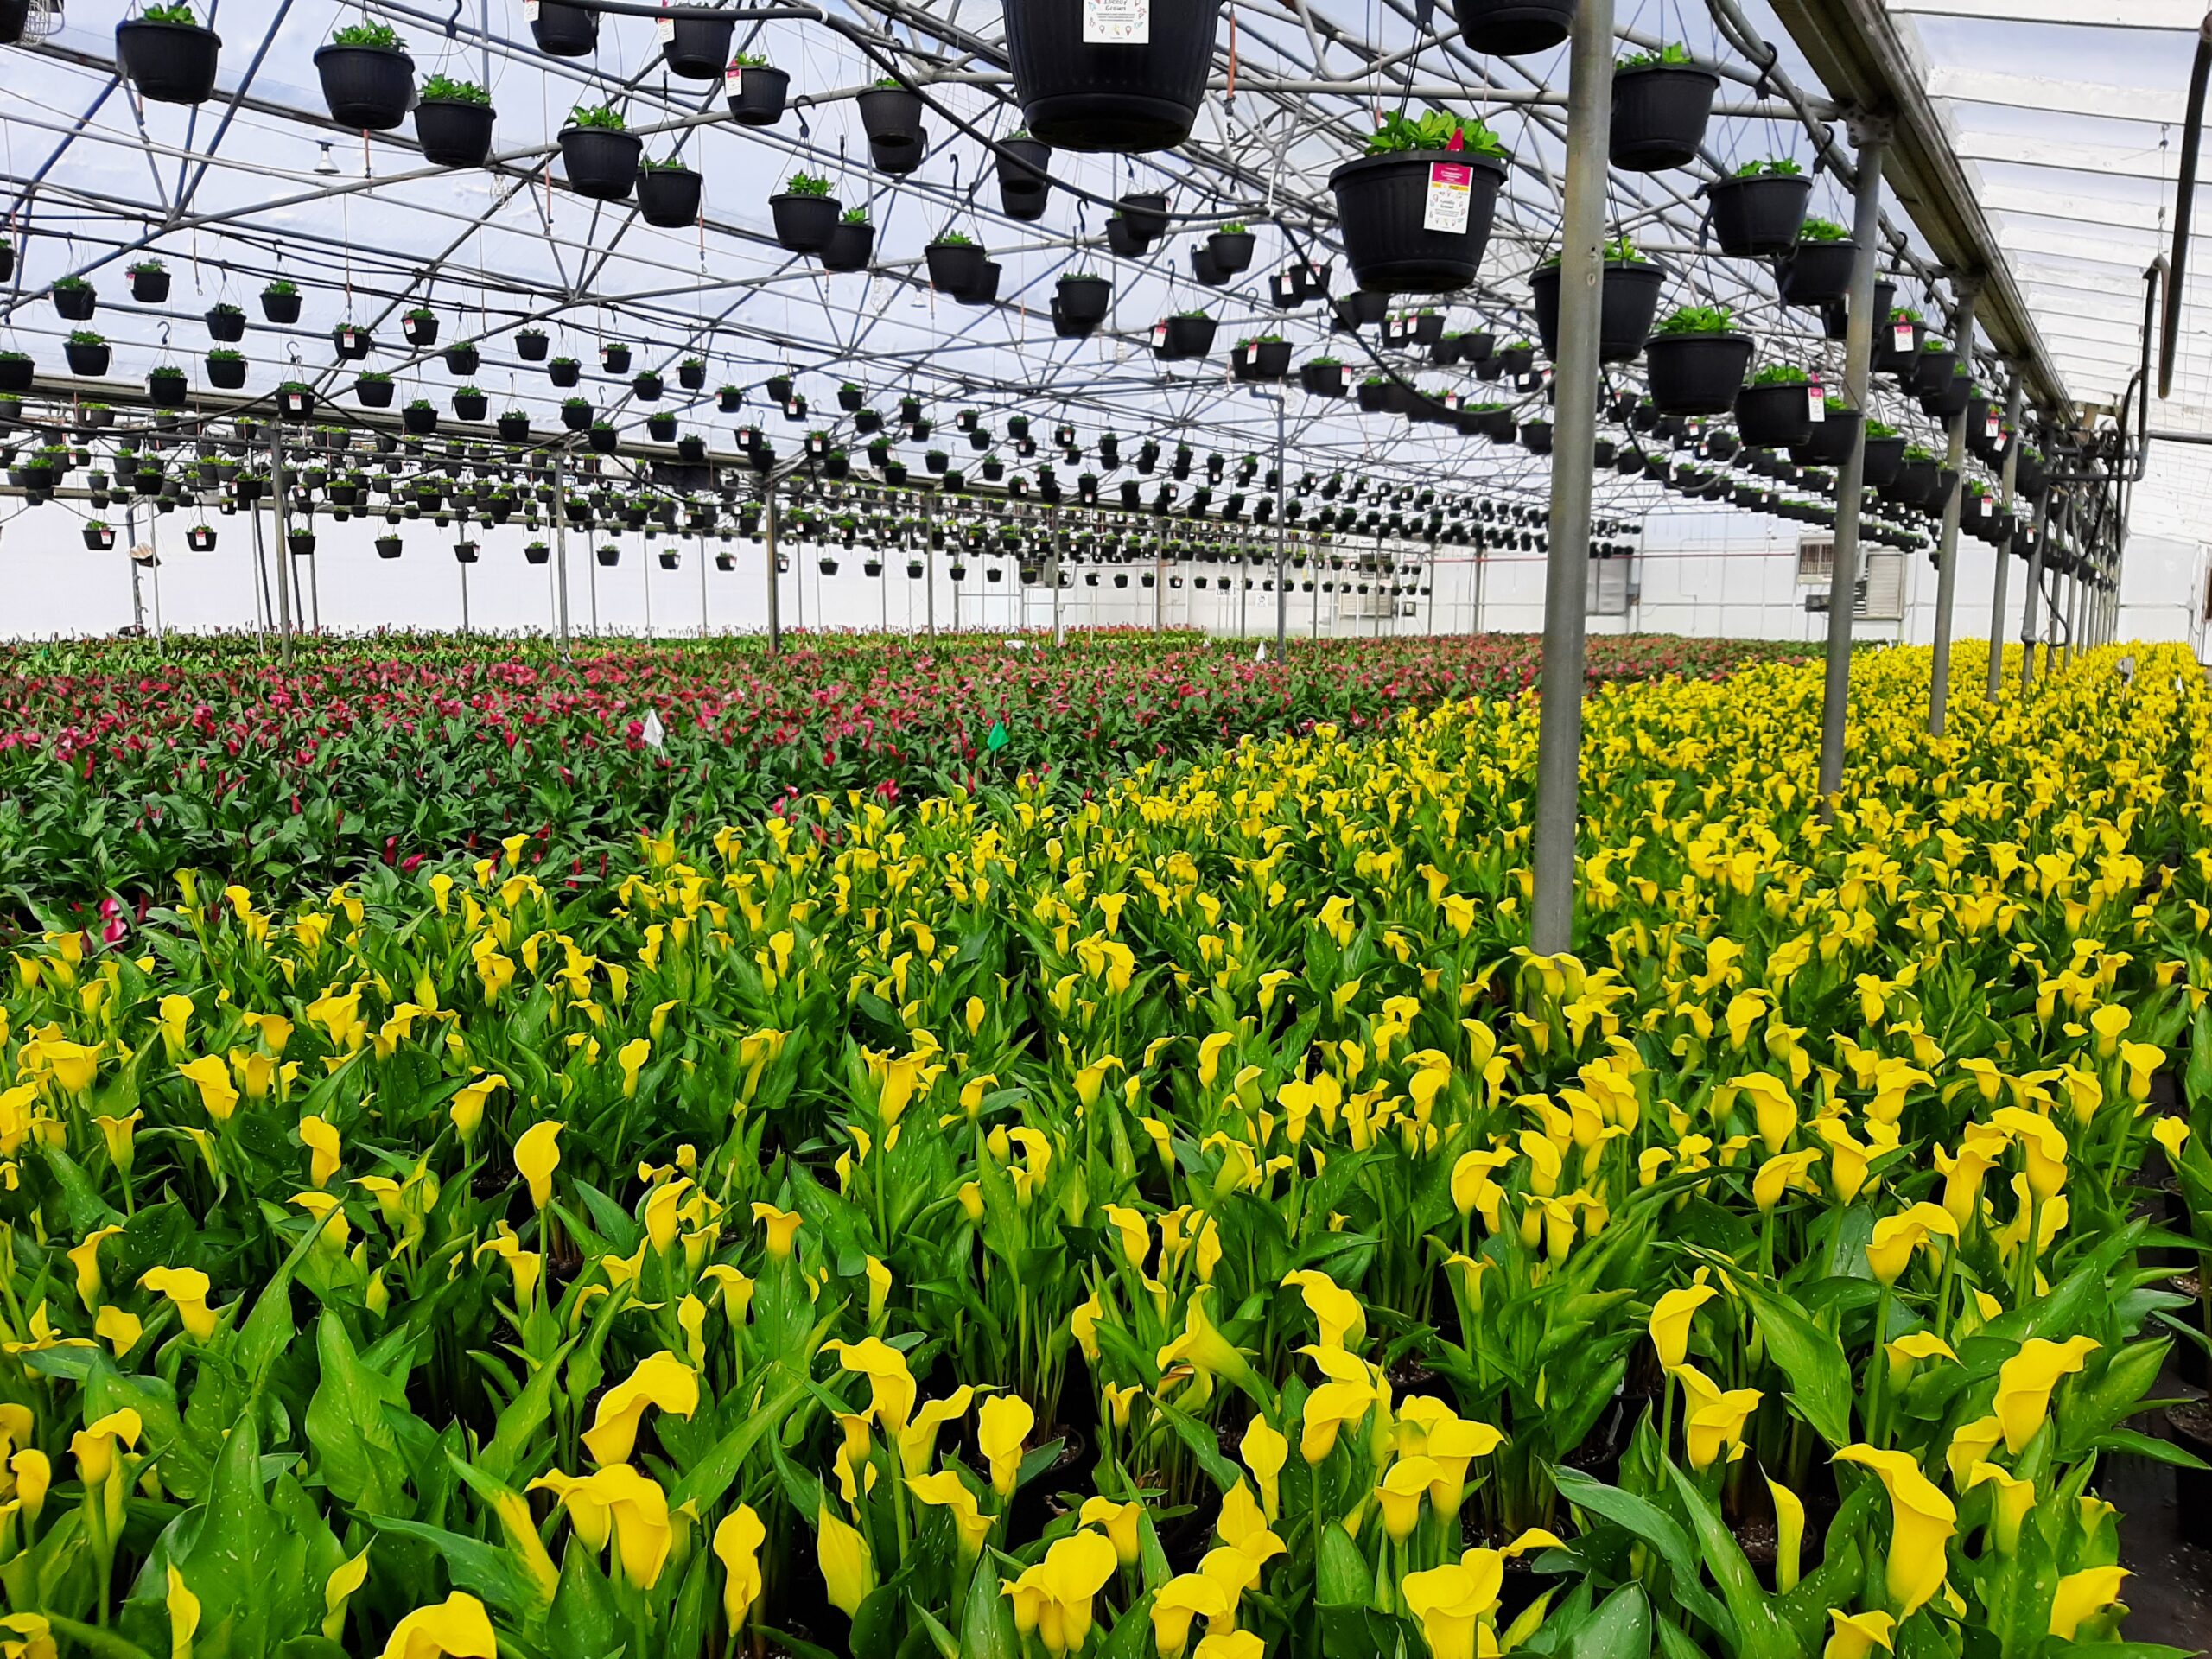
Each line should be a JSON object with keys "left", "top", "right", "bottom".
{"left": 6, "top": 0, "right": 2212, "bottom": 1654}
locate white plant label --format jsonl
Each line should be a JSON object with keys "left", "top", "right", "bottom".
{"left": 1986, "top": 407, "right": 2001, "bottom": 440}
{"left": 1083, "top": 0, "right": 1147, "bottom": 44}
{"left": 1422, "top": 162, "right": 1474, "bottom": 234}
{"left": 641, "top": 709, "right": 665, "bottom": 750}
{"left": 1807, "top": 386, "right": 1824, "bottom": 422}
{"left": 1891, "top": 321, "right": 1914, "bottom": 354}
{"left": 725, "top": 66, "right": 742, "bottom": 90}
{"left": 655, "top": 12, "right": 674, "bottom": 41}
{"left": 522, "top": 1, "right": 538, "bottom": 19}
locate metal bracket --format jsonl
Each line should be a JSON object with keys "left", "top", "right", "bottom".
{"left": 1845, "top": 108, "right": 1895, "bottom": 147}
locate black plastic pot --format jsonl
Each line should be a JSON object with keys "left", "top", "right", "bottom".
{"left": 1057, "top": 275, "right": 1111, "bottom": 326}
{"left": 261, "top": 289, "right": 302, "bottom": 323}
{"left": 1162, "top": 315, "right": 1217, "bottom": 358}
{"left": 1734, "top": 381, "right": 1814, "bottom": 449}
{"left": 1610, "top": 64, "right": 1718, "bottom": 171}
{"left": 0, "top": 0, "right": 28, "bottom": 44}
{"left": 1331, "top": 150, "right": 1508, "bottom": 295}
{"left": 205, "top": 306, "right": 246, "bottom": 342}
{"left": 633, "top": 372, "right": 664, "bottom": 403}
{"left": 0, "top": 358, "right": 29, "bottom": 394}
{"left": 443, "top": 343, "right": 480, "bottom": 376}
{"left": 1645, "top": 331, "right": 1751, "bottom": 416}
{"left": 726, "top": 63, "right": 790, "bottom": 124}
{"left": 1922, "top": 371, "right": 1971, "bottom": 421}
{"left": 453, "top": 391, "right": 487, "bottom": 421}
{"left": 770, "top": 193, "right": 839, "bottom": 253}
{"left": 497, "top": 413, "right": 530, "bottom": 442}
{"left": 332, "top": 323, "right": 372, "bottom": 359}
{"left": 65, "top": 340, "right": 111, "bottom": 376}
{"left": 997, "top": 136, "right": 1053, "bottom": 202}
{"left": 117, "top": 19, "right": 223, "bottom": 104}
{"left": 561, "top": 402, "right": 594, "bottom": 431}
{"left": 1861, "top": 435, "right": 1905, "bottom": 489}
{"left": 1707, "top": 173, "right": 1809, "bottom": 257}
{"left": 1002, "top": 0, "right": 1223, "bottom": 151}
{"left": 288, "top": 532, "right": 316, "bottom": 557}
{"left": 1775, "top": 240, "right": 1855, "bottom": 307}
{"left": 517, "top": 330, "right": 549, "bottom": 362}
{"left": 315, "top": 43, "right": 414, "bottom": 130}
{"left": 529, "top": 0, "right": 598, "bottom": 54}
{"left": 1232, "top": 340, "right": 1294, "bottom": 379}
{"left": 548, "top": 360, "right": 582, "bottom": 389}
{"left": 54, "top": 286, "right": 97, "bottom": 322}
{"left": 204, "top": 354, "right": 246, "bottom": 390}
{"left": 415, "top": 98, "right": 494, "bottom": 167}
{"left": 356, "top": 376, "right": 395, "bottom": 407}
{"left": 857, "top": 85, "right": 925, "bottom": 149}
{"left": 926, "top": 240, "right": 989, "bottom": 296}
{"left": 1454, "top": 0, "right": 1572, "bottom": 53}
{"left": 1207, "top": 228, "right": 1256, "bottom": 275}
{"left": 637, "top": 166, "right": 702, "bottom": 227}
{"left": 663, "top": 11, "right": 732, "bottom": 76}
{"left": 559, "top": 126, "right": 644, "bottom": 200}
{"left": 1105, "top": 217, "right": 1147, "bottom": 257}
{"left": 821, "top": 219, "right": 874, "bottom": 272}
{"left": 1520, "top": 421, "right": 1554, "bottom": 454}
{"left": 1529, "top": 257, "right": 1664, "bottom": 362}
{"left": 1910, "top": 346, "right": 1957, "bottom": 397}
{"left": 1787, "top": 406, "right": 1857, "bottom": 467}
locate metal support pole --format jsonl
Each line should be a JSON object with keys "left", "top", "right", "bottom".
{"left": 461, "top": 553, "right": 472, "bottom": 635}
{"left": 267, "top": 421, "right": 295, "bottom": 669}
{"left": 698, "top": 531, "right": 709, "bottom": 638}
{"left": 1816, "top": 116, "right": 1890, "bottom": 810}
{"left": 1928, "top": 283, "right": 1979, "bottom": 735}
{"left": 1051, "top": 507, "right": 1065, "bottom": 648}
{"left": 763, "top": 480, "right": 782, "bottom": 651}
{"left": 925, "top": 515, "right": 938, "bottom": 642}
{"left": 1987, "top": 375, "right": 2023, "bottom": 698}
{"left": 2019, "top": 488, "right": 2051, "bottom": 693}
{"left": 1529, "top": 0, "right": 1615, "bottom": 957}
{"left": 125, "top": 501, "right": 144, "bottom": 633}
{"left": 1274, "top": 404, "right": 1288, "bottom": 650}
{"left": 552, "top": 449, "right": 573, "bottom": 658}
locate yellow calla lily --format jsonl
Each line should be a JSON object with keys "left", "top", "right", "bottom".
{"left": 378, "top": 1592, "right": 500, "bottom": 1658}
{"left": 1833, "top": 1446, "right": 1956, "bottom": 1616}
{"left": 1992, "top": 1335, "right": 2099, "bottom": 1454}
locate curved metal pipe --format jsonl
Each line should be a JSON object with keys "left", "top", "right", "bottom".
{"left": 2160, "top": 14, "right": 2212, "bottom": 400}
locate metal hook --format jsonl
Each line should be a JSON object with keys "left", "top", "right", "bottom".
{"left": 444, "top": 0, "right": 461, "bottom": 35}
{"left": 158, "top": 321, "right": 171, "bottom": 346}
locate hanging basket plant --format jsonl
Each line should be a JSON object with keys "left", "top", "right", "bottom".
{"left": 529, "top": 0, "right": 596, "bottom": 54}
{"left": 856, "top": 79, "right": 925, "bottom": 149}
{"left": 203, "top": 301, "right": 246, "bottom": 342}
{"left": 1529, "top": 236, "right": 1664, "bottom": 361}
{"left": 117, "top": 2, "right": 223, "bottom": 104}
{"left": 1787, "top": 397, "right": 1859, "bottom": 467}
{"left": 1707, "top": 159, "right": 1810, "bottom": 255}
{"left": 559, "top": 105, "right": 643, "bottom": 201}
{"left": 661, "top": 9, "right": 733, "bottom": 77}
{"left": 127, "top": 257, "right": 171, "bottom": 303}
{"left": 332, "top": 321, "right": 372, "bottom": 359}
{"left": 725, "top": 52, "right": 790, "bottom": 124}
{"left": 64, "top": 330, "right": 111, "bottom": 376}
{"left": 1733, "top": 364, "right": 1815, "bottom": 448}
{"left": 188, "top": 524, "right": 216, "bottom": 551}
{"left": 925, "top": 229, "right": 989, "bottom": 296}
{"left": 315, "top": 20, "right": 414, "bottom": 130}
{"left": 260, "top": 278, "right": 301, "bottom": 323}
{"left": 516, "top": 327, "right": 550, "bottom": 361}
{"left": 823, "top": 208, "right": 874, "bottom": 271}
{"left": 995, "top": 135, "right": 1053, "bottom": 217}
{"left": 1643, "top": 304, "right": 1751, "bottom": 415}
{"left": 1609, "top": 45, "right": 1718, "bottom": 172}
{"left": 354, "top": 370, "right": 395, "bottom": 408}
{"left": 442, "top": 340, "right": 480, "bottom": 376}
{"left": 1331, "top": 111, "right": 1510, "bottom": 295}
{"left": 637, "top": 156, "right": 702, "bottom": 226}
{"left": 51, "top": 276, "right": 98, "bottom": 322}
{"left": 548, "top": 355, "right": 582, "bottom": 387}
{"left": 1453, "top": 0, "right": 1573, "bottom": 54}
{"left": 414, "top": 73, "right": 494, "bottom": 166}
{"left": 1001, "top": 0, "right": 1223, "bottom": 151}
{"left": 770, "top": 172, "right": 840, "bottom": 252}
{"left": 402, "top": 398, "right": 437, "bottom": 435}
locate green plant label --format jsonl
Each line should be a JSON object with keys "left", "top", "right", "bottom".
{"left": 985, "top": 721, "right": 1010, "bottom": 752}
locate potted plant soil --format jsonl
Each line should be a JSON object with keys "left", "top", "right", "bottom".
{"left": 771, "top": 171, "right": 840, "bottom": 253}
{"left": 823, "top": 207, "right": 874, "bottom": 271}
{"left": 1529, "top": 235, "right": 1664, "bottom": 361}
{"left": 116, "top": 0, "right": 223, "bottom": 105}
{"left": 637, "top": 155, "right": 702, "bottom": 226}
{"left": 414, "top": 73, "right": 494, "bottom": 166}
{"left": 1001, "top": 0, "right": 1223, "bottom": 151}
{"left": 261, "top": 278, "right": 302, "bottom": 322}
{"left": 315, "top": 19, "right": 413, "bottom": 130}
{"left": 1332, "top": 110, "right": 1510, "bottom": 295}
{"left": 559, "top": 104, "right": 643, "bottom": 201}
{"left": 1644, "top": 303, "right": 1751, "bottom": 415}
{"left": 1734, "top": 363, "right": 1815, "bottom": 449}
{"left": 725, "top": 51, "right": 790, "bottom": 124}
{"left": 1610, "top": 44, "right": 1718, "bottom": 172}
{"left": 1707, "top": 158, "right": 1810, "bottom": 256}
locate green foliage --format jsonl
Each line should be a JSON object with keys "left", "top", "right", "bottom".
{"left": 421, "top": 73, "right": 490, "bottom": 104}
{"left": 567, "top": 103, "right": 626, "bottom": 131}
{"left": 264, "top": 278, "right": 298, "bottom": 296}
{"left": 840, "top": 206, "right": 870, "bottom": 224}
{"left": 1655, "top": 304, "right": 1733, "bottom": 336}
{"left": 1364, "top": 109, "right": 1507, "bottom": 157}
{"left": 1734, "top": 157, "right": 1805, "bottom": 177}
{"left": 1751, "top": 363, "right": 1811, "bottom": 386}
{"left": 1796, "top": 217, "right": 1849, "bottom": 243}
{"left": 1618, "top": 40, "right": 1693, "bottom": 69}
{"left": 138, "top": 1, "right": 200, "bottom": 23}
{"left": 785, "top": 171, "right": 832, "bottom": 197}
{"left": 935, "top": 230, "right": 978, "bottom": 247}
{"left": 329, "top": 17, "right": 404, "bottom": 48}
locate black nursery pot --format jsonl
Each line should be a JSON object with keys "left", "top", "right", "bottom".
{"left": 1777, "top": 242, "right": 1858, "bottom": 312}
{"left": 1056, "top": 275, "right": 1111, "bottom": 326}
{"left": 517, "top": 330, "right": 549, "bottom": 361}
{"left": 1002, "top": 0, "right": 1224, "bottom": 151}
{"left": 996, "top": 136, "right": 1053, "bottom": 199}
{"left": 1453, "top": 0, "right": 1573, "bottom": 54}
{"left": 770, "top": 193, "right": 839, "bottom": 254}
{"left": 1788, "top": 406, "right": 1858, "bottom": 467}
{"left": 637, "top": 167, "right": 702, "bottom": 228}
{"left": 453, "top": 391, "right": 487, "bottom": 421}
{"left": 1734, "top": 381, "right": 1814, "bottom": 449}
{"left": 1611, "top": 63, "right": 1719, "bottom": 172}
{"left": 54, "top": 286, "right": 97, "bottom": 321}
{"left": 1911, "top": 347, "right": 1957, "bottom": 398}
{"left": 559, "top": 126, "right": 644, "bottom": 200}
{"left": 925, "top": 240, "right": 989, "bottom": 296}
{"left": 1331, "top": 149, "right": 1508, "bottom": 295}
{"left": 821, "top": 219, "right": 874, "bottom": 272}
{"left": 65, "top": 340, "right": 111, "bottom": 376}
{"left": 1861, "top": 435, "right": 1906, "bottom": 489}
{"left": 1208, "top": 228, "right": 1256, "bottom": 275}
{"left": 663, "top": 12, "right": 733, "bottom": 77}
{"left": 117, "top": 18, "right": 224, "bottom": 105}
{"left": 856, "top": 85, "right": 925, "bottom": 149}
{"left": 548, "top": 359, "right": 582, "bottom": 388}
{"left": 1644, "top": 331, "right": 1752, "bottom": 416}
{"left": 1162, "top": 315, "right": 1217, "bottom": 358}
{"left": 261, "top": 289, "right": 302, "bottom": 323}
{"left": 1707, "top": 173, "right": 1810, "bottom": 257}
{"left": 356, "top": 376, "right": 395, "bottom": 407}
{"left": 529, "top": 0, "right": 599, "bottom": 55}
{"left": 415, "top": 98, "right": 494, "bottom": 167}
{"left": 1529, "top": 257, "right": 1665, "bottom": 362}
{"left": 726, "top": 63, "right": 790, "bottom": 124}
{"left": 378, "top": 536, "right": 404, "bottom": 559}
{"left": 315, "top": 43, "right": 414, "bottom": 130}
{"left": 205, "top": 306, "right": 246, "bottom": 342}
{"left": 207, "top": 355, "right": 248, "bottom": 390}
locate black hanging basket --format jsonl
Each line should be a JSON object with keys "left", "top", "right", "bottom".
{"left": 529, "top": 0, "right": 599, "bottom": 55}
{"left": 559, "top": 126, "right": 643, "bottom": 200}
{"left": 517, "top": 329, "right": 550, "bottom": 361}
{"left": 315, "top": 43, "right": 415, "bottom": 130}
{"left": 1706, "top": 173, "right": 1811, "bottom": 257}
{"left": 1787, "top": 406, "right": 1857, "bottom": 467}
{"left": 1330, "top": 150, "right": 1509, "bottom": 295}
{"left": 1452, "top": 0, "right": 1573, "bottom": 55}
{"left": 1610, "top": 64, "right": 1719, "bottom": 171}
{"left": 770, "top": 193, "right": 840, "bottom": 253}
{"left": 117, "top": 19, "right": 224, "bottom": 105}
{"left": 822, "top": 219, "right": 874, "bottom": 272}
{"left": 637, "top": 166, "right": 703, "bottom": 227}
{"left": 415, "top": 98, "right": 495, "bottom": 167}
{"left": 1001, "top": 0, "right": 1224, "bottom": 152}
{"left": 356, "top": 376, "right": 395, "bottom": 408}
{"left": 726, "top": 64, "right": 791, "bottom": 124}
{"left": 1861, "top": 435, "right": 1906, "bottom": 490}
{"left": 925, "top": 239, "right": 989, "bottom": 295}
{"left": 1775, "top": 240, "right": 1856, "bottom": 306}
{"left": 262, "top": 289, "right": 302, "bottom": 323}
{"left": 663, "top": 12, "right": 733, "bottom": 76}
{"left": 205, "top": 306, "right": 246, "bottom": 342}
{"left": 1733, "top": 381, "right": 1814, "bottom": 449}
{"left": 856, "top": 85, "right": 925, "bottom": 149}
{"left": 1644, "top": 332, "right": 1752, "bottom": 416}
{"left": 0, "top": 0, "right": 29, "bottom": 44}
{"left": 1528, "top": 257, "right": 1664, "bottom": 362}
{"left": 1056, "top": 274, "right": 1111, "bottom": 326}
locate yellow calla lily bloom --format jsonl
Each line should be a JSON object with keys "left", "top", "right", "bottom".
{"left": 379, "top": 1592, "right": 500, "bottom": 1658}
{"left": 582, "top": 1351, "right": 700, "bottom": 1466}
{"left": 1648, "top": 1282, "right": 1716, "bottom": 1370}
{"left": 1822, "top": 1609, "right": 1894, "bottom": 1659}
{"left": 978, "top": 1393, "right": 1034, "bottom": 1497}
{"left": 1992, "top": 1335, "right": 2099, "bottom": 1454}
{"left": 512, "top": 1120, "right": 562, "bottom": 1210}
{"left": 1401, "top": 1548, "right": 1505, "bottom": 1659}
{"left": 2047, "top": 1566, "right": 2128, "bottom": 1640}
{"left": 912, "top": 1471, "right": 995, "bottom": 1557}
{"left": 816, "top": 1502, "right": 876, "bottom": 1616}
{"left": 1002, "top": 1530, "right": 1121, "bottom": 1658}
{"left": 1833, "top": 1446, "right": 1956, "bottom": 1616}
{"left": 715, "top": 1504, "right": 766, "bottom": 1632}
